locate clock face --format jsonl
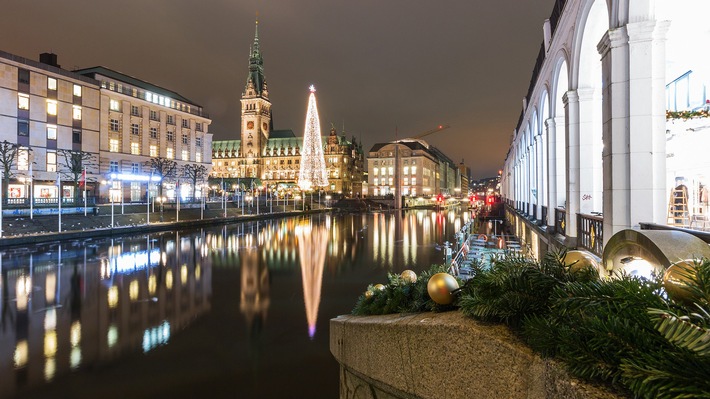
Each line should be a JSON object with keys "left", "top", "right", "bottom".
{"left": 247, "top": 121, "right": 254, "bottom": 130}
{"left": 262, "top": 122, "right": 268, "bottom": 132}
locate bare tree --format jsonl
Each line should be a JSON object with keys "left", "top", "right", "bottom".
{"left": 182, "top": 164, "right": 207, "bottom": 201}
{"left": 147, "top": 157, "right": 178, "bottom": 198}
{"left": 58, "top": 150, "right": 97, "bottom": 201}
{"left": 0, "top": 141, "right": 19, "bottom": 197}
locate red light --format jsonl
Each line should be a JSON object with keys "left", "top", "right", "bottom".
{"left": 437, "top": 194, "right": 443, "bottom": 203}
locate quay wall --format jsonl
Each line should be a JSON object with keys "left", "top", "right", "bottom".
{"left": 330, "top": 312, "right": 619, "bottom": 399}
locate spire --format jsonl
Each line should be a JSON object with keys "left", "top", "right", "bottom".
{"left": 245, "top": 17, "right": 266, "bottom": 96}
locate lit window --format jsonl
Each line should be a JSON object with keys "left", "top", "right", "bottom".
{"left": 166, "top": 148, "right": 174, "bottom": 159}
{"left": 389, "top": 177, "right": 393, "bottom": 185}
{"left": 47, "top": 125, "right": 57, "bottom": 140}
{"left": 47, "top": 150, "right": 57, "bottom": 172}
{"left": 150, "top": 145, "right": 158, "bottom": 157}
{"left": 110, "top": 119, "right": 119, "bottom": 131}
{"left": 373, "top": 168, "right": 378, "bottom": 176}
{"left": 72, "top": 106, "right": 81, "bottom": 120}
{"left": 18, "top": 148, "right": 29, "bottom": 171}
{"left": 411, "top": 166, "right": 417, "bottom": 174}
{"left": 131, "top": 142, "right": 140, "bottom": 155}
{"left": 404, "top": 167, "right": 409, "bottom": 175}
{"left": 109, "top": 99, "right": 120, "bottom": 111}
{"left": 47, "top": 77, "right": 57, "bottom": 91}
{"left": 181, "top": 149, "right": 189, "bottom": 161}
{"left": 374, "top": 178, "right": 379, "bottom": 185}
{"left": 404, "top": 178, "right": 409, "bottom": 185}
{"left": 18, "top": 93, "right": 29, "bottom": 110}
{"left": 196, "top": 152, "right": 202, "bottom": 163}
{"left": 411, "top": 178, "right": 417, "bottom": 185}
{"left": 109, "top": 139, "right": 119, "bottom": 152}
{"left": 131, "top": 124, "right": 139, "bottom": 135}
{"left": 388, "top": 167, "right": 393, "bottom": 175}
{"left": 47, "top": 100, "right": 57, "bottom": 115}
{"left": 73, "top": 84, "right": 82, "bottom": 97}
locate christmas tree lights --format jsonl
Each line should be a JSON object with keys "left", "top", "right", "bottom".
{"left": 298, "top": 85, "right": 328, "bottom": 191}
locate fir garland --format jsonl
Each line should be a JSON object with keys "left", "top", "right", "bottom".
{"left": 351, "top": 253, "right": 710, "bottom": 398}
{"left": 666, "top": 109, "right": 710, "bottom": 120}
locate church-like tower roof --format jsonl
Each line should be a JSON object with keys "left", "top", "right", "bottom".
{"left": 245, "top": 19, "right": 267, "bottom": 96}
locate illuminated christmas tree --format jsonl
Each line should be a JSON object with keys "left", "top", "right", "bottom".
{"left": 298, "top": 85, "right": 328, "bottom": 191}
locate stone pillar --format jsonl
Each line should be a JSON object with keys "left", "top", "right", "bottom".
{"left": 627, "top": 20, "right": 669, "bottom": 227}
{"left": 564, "top": 90, "right": 579, "bottom": 244}
{"left": 545, "top": 117, "right": 557, "bottom": 229}
{"left": 536, "top": 133, "right": 544, "bottom": 224}
{"left": 577, "top": 87, "right": 603, "bottom": 215}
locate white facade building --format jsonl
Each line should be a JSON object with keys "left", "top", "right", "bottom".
{"left": 501, "top": 0, "right": 710, "bottom": 258}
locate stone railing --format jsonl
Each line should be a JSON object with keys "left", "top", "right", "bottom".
{"left": 331, "top": 312, "right": 618, "bottom": 399}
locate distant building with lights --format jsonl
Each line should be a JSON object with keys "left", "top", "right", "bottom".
{"left": 367, "top": 139, "right": 457, "bottom": 198}
{"left": 75, "top": 66, "right": 212, "bottom": 202}
{"left": 210, "top": 22, "right": 364, "bottom": 196}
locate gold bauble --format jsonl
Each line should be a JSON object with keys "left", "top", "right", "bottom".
{"left": 663, "top": 260, "right": 698, "bottom": 304}
{"left": 373, "top": 283, "right": 386, "bottom": 291}
{"left": 365, "top": 290, "right": 374, "bottom": 299}
{"left": 562, "top": 250, "right": 600, "bottom": 274}
{"left": 427, "top": 273, "right": 460, "bottom": 305}
{"left": 400, "top": 270, "right": 417, "bottom": 283}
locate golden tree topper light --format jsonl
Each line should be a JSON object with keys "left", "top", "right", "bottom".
{"left": 427, "top": 273, "right": 459, "bottom": 305}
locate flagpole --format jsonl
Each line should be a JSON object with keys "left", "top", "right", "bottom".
{"left": 57, "top": 172, "right": 62, "bottom": 233}
{"left": 83, "top": 166, "right": 87, "bottom": 216}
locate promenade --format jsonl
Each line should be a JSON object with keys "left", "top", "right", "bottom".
{"left": 0, "top": 200, "right": 323, "bottom": 247}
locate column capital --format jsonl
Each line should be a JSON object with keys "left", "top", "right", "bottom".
{"left": 576, "top": 87, "right": 596, "bottom": 101}
{"left": 627, "top": 20, "right": 670, "bottom": 43}
{"left": 562, "top": 90, "right": 578, "bottom": 106}
{"left": 597, "top": 27, "right": 629, "bottom": 57}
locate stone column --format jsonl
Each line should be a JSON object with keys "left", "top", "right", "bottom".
{"left": 564, "top": 90, "right": 579, "bottom": 244}
{"left": 536, "top": 133, "right": 544, "bottom": 224}
{"left": 545, "top": 117, "right": 557, "bottom": 229}
{"left": 577, "top": 87, "right": 603, "bottom": 215}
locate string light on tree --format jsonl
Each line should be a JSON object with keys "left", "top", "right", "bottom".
{"left": 298, "top": 85, "right": 328, "bottom": 191}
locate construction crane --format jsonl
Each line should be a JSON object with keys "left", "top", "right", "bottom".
{"left": 411, "top": 124, "right": 450, "bottom": 140}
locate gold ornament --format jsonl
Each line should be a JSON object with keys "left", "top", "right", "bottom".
{"left": 373, "top": 283, "right": 386, "bottom": 291}
{"left": 663, "top": 260, "right": 698, "bottom": 304}
{"left": 562, "top": 250, "right": 600, "bottom": 274}
{"left": 400, "top": 270, "right": 417, "bottom": 283}
{"left": 427, "top": 273, "right": 460, "bottom": 305}
{"left": 365, "top": 290, "right": 374, "bottom": 299}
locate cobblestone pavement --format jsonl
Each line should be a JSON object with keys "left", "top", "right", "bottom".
{"left": 0, "top": 201, "right": 317, "bottom": 238}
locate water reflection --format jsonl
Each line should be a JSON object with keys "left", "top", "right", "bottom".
{"left": 296, "top": 220, "right": 328, "bottom": 339}
{"left": 0, "top": 235, "right": 211, "bottom": 398}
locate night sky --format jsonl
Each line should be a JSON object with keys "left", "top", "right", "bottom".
{"left": 1, "top": 0, "right": 552, "bottom": 179}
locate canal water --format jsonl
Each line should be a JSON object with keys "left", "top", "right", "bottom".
{"left": 0, "top": 209, "right": 470, "bottom": 399}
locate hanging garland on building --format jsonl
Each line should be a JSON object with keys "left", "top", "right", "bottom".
{"left": 666, "top": 109, "right": 710, "bottom": 120}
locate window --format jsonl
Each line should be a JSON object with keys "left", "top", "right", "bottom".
{"left": 195, "top": 122, "right": 202, "bottom": 132}
{"left": 388, "top": 167, "right": 393, "bottom": 175}
{"left": 182, "top": 119, "right": 189, "bottom": 128}
{"left": 150, "top": 145, "right": 158, "bottom": 157}
{"left": 18, "top": 69, "right": 29, "bottom": 84}
{"left": 110, "top": 119, "right": 119, "bottom": 131}
{"left": 109, "top": 161, "right": 119, "bottom": 173}
{"left": 182, "top": 134, "right": 189, "bottom": 145}
{"left": 47, "top": 100, "right": 57, "bottom": 115}
{"left": 131, "top": 163, "right": 140, "bottom": 174}
{"left": 18, "top": 120, "right": 29, "bottom": 136}
{"left": 150, "top": 110, "right": 159, "bottom": 121}
{"left": 47, "top": 124, "right": 57, "bottom": 140}
{"left": 72, "top": 130, "right": 82, "bottom": 143}
{"left": 110, "top": 99, "right": 120, "bottom": 111}
{"left": 47, "top": 77, "right": 57, "bottom": 91}
{"left": 403, "top": 166, "right": 409, "bottom": 175}
{"left": 374, "top": 178, "right": 379, "bottom": 185}
{"left": 47, "top": 150, "right": 57, "bottom": 172}
{"left": 131, "top": 105, "right": 140, "bottom": 116}
{"left": 167, "top": 131, "right": 174, "bottom": 142}
{"left": 73, "top": 84, "right": 82, "bottom": 97}
{"left": 166, "top": 148, "right": 174, "bottom": 159}
{"left": 72, "top": 106, "right": 82, "bottom": 120}
{"left": 131, "top": 123, "right": 139, "bottom": 135}
{"left": 18, "top": 93, "right": 29, "bottom": 110}
{"left": 196, "top": 137, "right": 202, "bottom": 147}
{"left": 411, "top": 166, "right": 417, "bottom": 174}
{"left": 196, "top": 152, "right": 202, "bottom": 163}
{"left": 167, "top": 115, "right": 174, "bottom": 125}
{"left": 109, "top": 139, "right": 119, "bottom": 152}
{"left": 150, "top": 127, "right": 157, "bottom": 139}
{"left": 181, "top": 149, "right": 189, "bottom": 161}
{"left": 411, "top": 178, "right": 417, "bottom": 185}
{"left": 373, "top": 168, "right": 378, "bottom": 176}
{"left": 18, "top": 148, "right": 29, "bottom": 171}
{"left": 131, "top": 142, "right": 140, "bottom": 155}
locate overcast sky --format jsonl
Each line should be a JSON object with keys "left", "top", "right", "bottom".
{"left": 1, "top": 0, "right": 553, "bottom": 179}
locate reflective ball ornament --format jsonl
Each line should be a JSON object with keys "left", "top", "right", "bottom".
{"left": 562, "top": 250, "right": 600, "bottom": 274}
{"left": 365, "top": 290, "right": 374, "bottom": 299}
{"left": 400, "top": 270, "right": 417, "bottom": 283}
{"left": 373, "top": 283, "right": 386, "bottom": 292}
{"left": 663, "top": 260, "right": 698, "bottom": 304}
{"left": 427, "top": 273, "right": 460, "bottom": 305}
